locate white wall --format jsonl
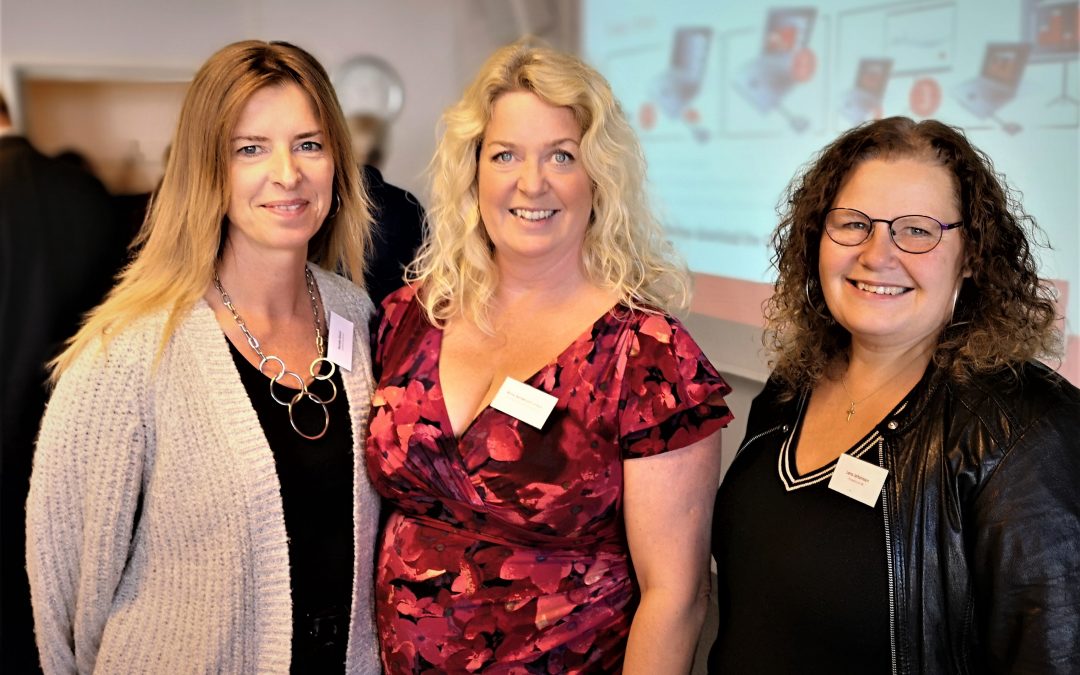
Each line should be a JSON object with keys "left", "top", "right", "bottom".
{"left": 1, "top": 0, "right": 466, "bottom": 196}
{"left": 1, "top": 0, "right": 759, "bottom": 464}
{"left": 2, "top": 0, "right": 580, "bottom": 195}
{"left": 682, "top": 312, "right": 767, "bottom": 476}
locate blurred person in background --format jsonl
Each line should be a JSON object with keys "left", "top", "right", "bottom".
{"left": 0, "top": 92, "right": 122, "bottom": 675}
{"left": 710, "top": 117, "right": 1080, "bottom": 674}
{"left": 51, "top": 148, "right": 96, "bottom": 173}
{"left": 25, "top": 41, "right": 381, "bottom": 673}
{"left": 348, "top": 113, "right": 388, "bottom": 170}
{"left": 366, "top": 40, "right": 732, "bottom": 673}
{"left": 348, "top": 112, "right": 426, "bottom": 305}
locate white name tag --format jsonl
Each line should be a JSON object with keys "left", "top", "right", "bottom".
{"left": 327, "top": 311, "right": 354, "bottom": 371}
{"left": 489, "top": 377, "right": 558, "bottom": 430}
{"left": 828, "top": 452, "right": 889, "bottom": 507}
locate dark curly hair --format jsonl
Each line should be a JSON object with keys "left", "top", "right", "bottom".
{"left": 764, "top": 116, "right": 1060, "bottom": 397}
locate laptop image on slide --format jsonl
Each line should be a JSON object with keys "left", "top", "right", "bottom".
{"left": 840, "top": 58, "right": 892, "bottom": 124}
{"left": 733, "top": 7, "right": 817, "bottom": 114}
{"left": 653, "top": 27, "right": 713, "bottom": 118}
{"left": 955, "top": 43, "right": 1032, "bottom": 118}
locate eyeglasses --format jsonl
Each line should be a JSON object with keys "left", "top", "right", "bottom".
{"left": 824, "top": 207, "right": 964, "bottom": 254}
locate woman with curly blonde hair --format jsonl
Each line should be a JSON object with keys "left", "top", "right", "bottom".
{"left": 409, "top": 42, "right": 692, "bottom": 329}
{"left": 366, "top": 40, "right": 732, "bottom": 673}
{"left": 27, "top": 41, "right": 381, "bottom": 672}
{"left": 710, "top": 117, "right": 1080, "bottom": 674}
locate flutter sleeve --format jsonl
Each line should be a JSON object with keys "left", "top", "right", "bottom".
{"left": 617, "top": 313, "right": 733, "bottom": 459}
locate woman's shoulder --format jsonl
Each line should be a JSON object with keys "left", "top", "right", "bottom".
{"left": 65, "top": 310, "right": 171, "bottom": 376}
{"left": 750, "top": 374, "right": 796, "bottom": 407}
{"left": 617, "top": 308, "right": 699, "bottom": 351}
{"left": 614, "top": 307, "right": 733, "bottom": 453}
{"left": 308, "top": 265, "right": 380, "bottom": 334}
{"left": 952, "top": 361, "right": 1079, "bottom": 410}
{"left": 615, "top": 307, "right": 731, "bottom": 392}
{"left": 313, "top": 262, "right": 375, "bottom": 304}
{"left": 382, "top": 283, "right": 419, "bottom": 310}
{"left": 948, "top": 361, "right": 1080, "bottom": 445}
{"left": 377, "top": 284, "right": 422, "bottom": 329}
{"left": 1014, "top": 361, "right": 1080, "bottom": 402}
{"left": 47, "top": 309, "right": 181, "bottom": 423}
{"left": 737, "top": 374, "right": 798, "bottom": 433}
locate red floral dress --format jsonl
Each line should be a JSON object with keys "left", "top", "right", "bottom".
{"left": 366, "top": 286, "right": 732, "bottom": 674}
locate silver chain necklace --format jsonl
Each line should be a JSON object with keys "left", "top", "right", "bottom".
{"left": 214, "top": 267, "right": 338, "bottom": 440}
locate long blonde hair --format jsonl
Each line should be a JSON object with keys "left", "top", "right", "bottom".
{"left": 51, "top": 40, "right": 371, "bottom": 379}
{"left": 408, "top": 39, "right": 689, "bottom": 331}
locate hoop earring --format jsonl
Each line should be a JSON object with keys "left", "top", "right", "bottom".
{"left": 945, "top": 282, "right": 970, "bottom": 330}
{"left": 326, "top": 192, "right": 341, "bottom": 220}
{"left": 805, "top": 277, "right": 833, "bottom": 322}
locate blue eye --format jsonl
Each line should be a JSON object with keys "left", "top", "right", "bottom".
{"left": 298, "top": 140, "right": 322, "bottom": 152}
{"left": 552, "top": 150, "right": 574, "bottom": 164}
{"left": 237, "top": 145, "right": 260, "bottom": 156}
{"left": 895, "top": 224, "right": 933, "bottom": 239}
{"left": 492, "top": 151, "right": 513, "bottom": 163}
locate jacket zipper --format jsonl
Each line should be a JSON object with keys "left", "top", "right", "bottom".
{"left": 877, "top": 437, "right": 899, "bottom": 675}
{"left": 733, "top": 424, "right": 785, "bottom": 461}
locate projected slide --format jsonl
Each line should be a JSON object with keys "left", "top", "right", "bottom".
{"left": 583, "top": 0, "right": 1079, "bottom": 381}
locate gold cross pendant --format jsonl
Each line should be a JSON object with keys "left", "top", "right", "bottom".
{"left": 846, "top": 401, "right": 856, "bottom": 422}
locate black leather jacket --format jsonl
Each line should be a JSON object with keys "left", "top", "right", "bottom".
{"left": 713, "top": 361, "right": 1080, "bottom": 674}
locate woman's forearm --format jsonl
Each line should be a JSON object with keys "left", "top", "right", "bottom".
{"left": 623, "top": 585, "right": 709, "bottom": 675}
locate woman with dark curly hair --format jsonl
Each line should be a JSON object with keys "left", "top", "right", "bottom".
{"left": 709, "top": 116, "right": 1080, "bottom": 674}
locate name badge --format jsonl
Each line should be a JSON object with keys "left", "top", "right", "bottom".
{"left": 828, "top": 453, "right": 889, "bottom": 507}
{"left": 327, "top": 311, "right": 354, "bottom": 371}
{"left": 490, "top": 377, "right": 558, "bottom": 430}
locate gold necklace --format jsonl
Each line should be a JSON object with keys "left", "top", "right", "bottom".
{"left": 839, "top": 347, "right": 935, "bottom": 422}
{"left": 214, "top": 268, "right": 338, "bottom": 440}
{"left": 839, "top": 373, "right": 891, "bottom": 422}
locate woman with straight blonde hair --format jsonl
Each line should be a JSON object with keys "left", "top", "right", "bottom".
{"left": 27, "top": 40, "right": 381, "bottom": 673}
{"left": 366, "top": 40, "right": 732, "bottom": 673}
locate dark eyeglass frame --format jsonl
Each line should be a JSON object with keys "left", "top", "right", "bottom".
{"left": 824, "top": 207, "right": 964, "bottom": 254}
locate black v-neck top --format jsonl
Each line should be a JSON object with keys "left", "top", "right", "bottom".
{"left": 227, "top": 340, "right": 353, "bottom": 669}
{"left": 710, "top": 393, "right": 892, "bottom": 674}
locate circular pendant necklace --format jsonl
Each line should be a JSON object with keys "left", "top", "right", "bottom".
{"left": 214, "top": 267, "right": 338, "bottom": 440}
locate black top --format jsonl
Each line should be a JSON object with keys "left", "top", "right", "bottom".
{"left": 710, "top": 393, "right": 892, "bottom": 674}
{"left": 227, "top": 340, "right": 353, "bottom": 672}
{"left": 361, "top": 165, "right": 425, "bottom": 305}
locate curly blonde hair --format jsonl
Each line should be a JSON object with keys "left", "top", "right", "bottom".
{"left": 51, "top": 40, "right": 371, "bottom": 379}
{"left": 766, "top": 116, "right": 1060, "bottom": 396}
{"left": 408, "top": 39, "right": 689, "bottom": 331}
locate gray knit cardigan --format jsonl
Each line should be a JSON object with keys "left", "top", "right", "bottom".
{"left": 26, "top": 266, "right": 381, "bottom": 674}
